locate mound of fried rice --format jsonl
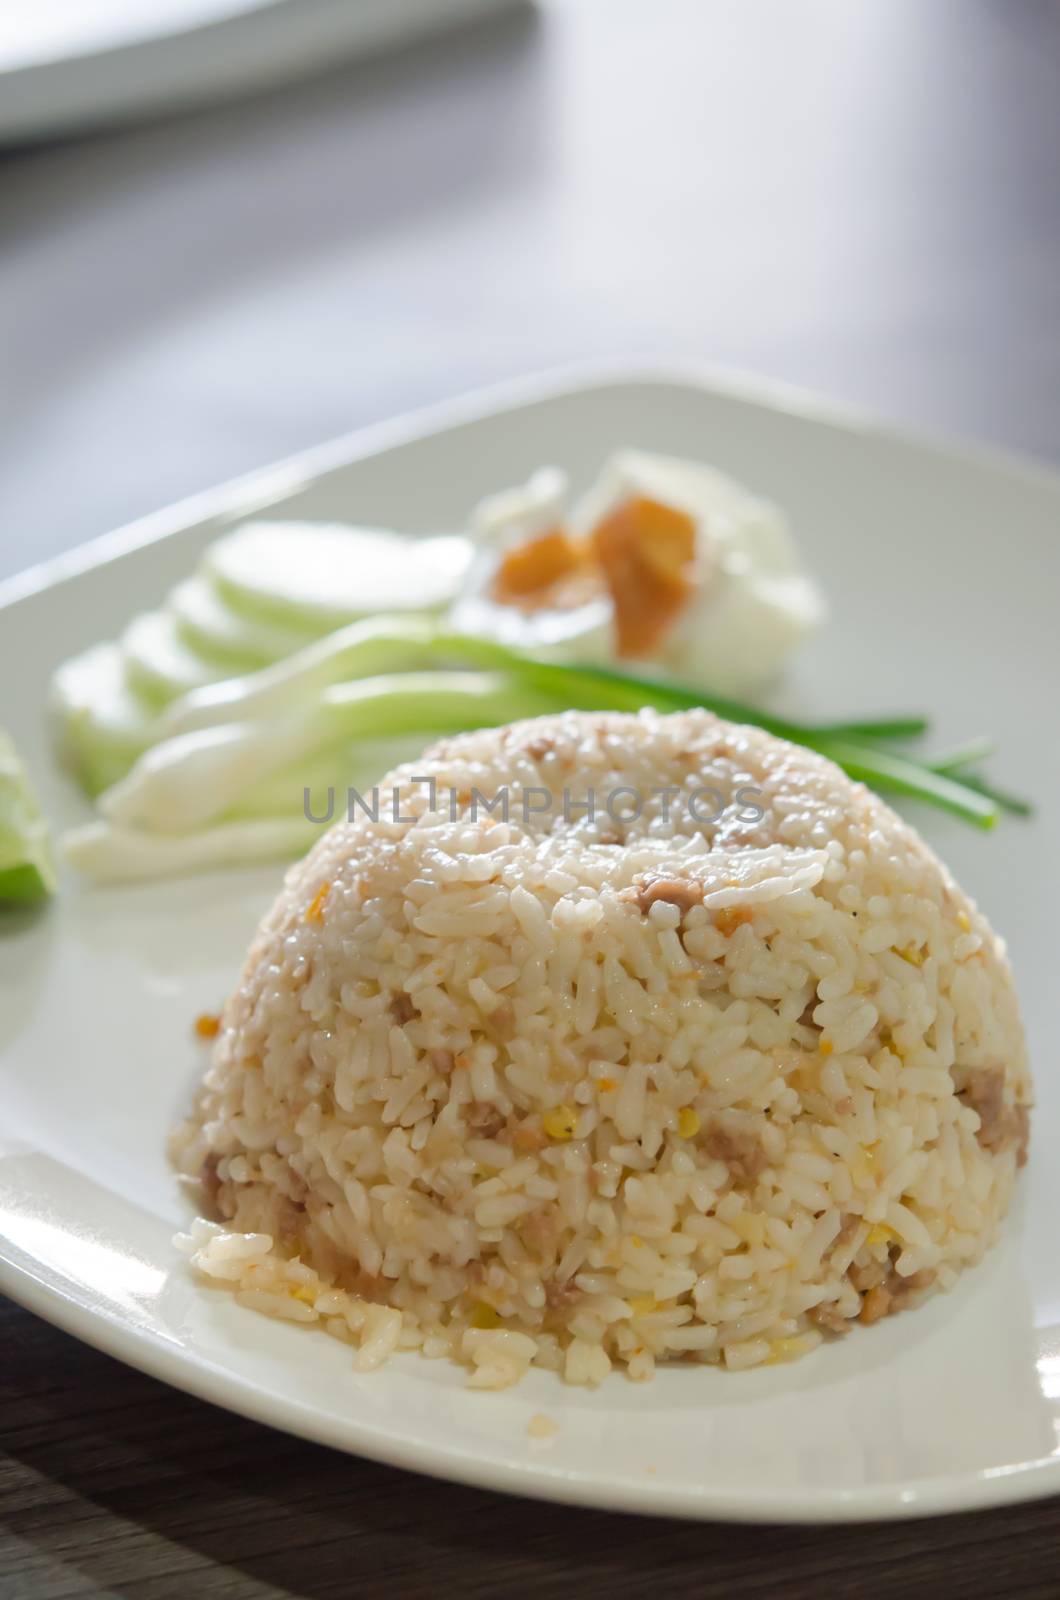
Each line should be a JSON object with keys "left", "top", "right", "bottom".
{"left": 173, "top": 709, "right": 1030, "bottom": 1388}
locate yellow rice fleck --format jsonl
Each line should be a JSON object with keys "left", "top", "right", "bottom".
{"left": 542, "top": 1105, "right": 577, "bottom": 1140}
{"left": 305, "top": 881, "right": 332, "bottom": 925}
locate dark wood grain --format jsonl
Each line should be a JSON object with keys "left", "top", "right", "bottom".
{"left": 3, "top": 1295, "right": 1060, "bottom": 1600}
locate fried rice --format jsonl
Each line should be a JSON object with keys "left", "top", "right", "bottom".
{"left": 172, "top": 708, "right": 1030, "bottom": 1387}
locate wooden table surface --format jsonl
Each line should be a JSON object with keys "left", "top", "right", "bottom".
{"left": 3, "top": 2, "right": 1060, "bottom": 1594}
{"left": 4, "top": 1299, "right": 1060, "bottom": 1600}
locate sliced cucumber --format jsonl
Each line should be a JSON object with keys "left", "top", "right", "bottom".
{"left": 121, "top": 610, "right": 229, "bottom": 704}
{"left": 167, "top": 574, "right": 321, "bottom": 668}
{"left": 0, "top": 730, "right": 56, "bottom": 903}
{"left": 51, "top": 641, "right": 159, "bottom": 795}
{"left": 204, "top": 521, "right": 473, "bottom": 632}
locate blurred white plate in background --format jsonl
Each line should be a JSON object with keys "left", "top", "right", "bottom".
{"left": 0, "top": 0, "right": 520, "bottom": 145}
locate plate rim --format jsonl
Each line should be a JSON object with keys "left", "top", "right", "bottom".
{"left": 3, "top": 1237, "right": 1059, "bottom": 1526}
{"left": 3, "top": 357, "right": 1059, "bottom": 614}
{"left": 3, "top": 361, "right": 1058, "bottom": 1524}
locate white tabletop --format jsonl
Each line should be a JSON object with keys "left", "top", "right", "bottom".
{"left": 2, "top": 0, "right": 1059, "bottom": 583}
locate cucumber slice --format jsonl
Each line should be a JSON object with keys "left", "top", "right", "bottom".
{"left": 167, "top": 575, "right": 321, "bottom": 667}
{"left": 121, "top": 610, "right": 229, "bottom": 704}
{"left": 204, "top": 522, "right": 473, "bottom": 631}
{"left": 0, "top": 730, "right": 56, "bottom": 902}
{"left": 51, "top": 642, "right": 159, "bottom": 795}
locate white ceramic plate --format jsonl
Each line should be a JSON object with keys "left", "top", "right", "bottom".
{"left": 2, "top": 370, "right": 1059, "bottom": 1524}
{"left": 0, "top": 0, "right": 517, "bottom": 145}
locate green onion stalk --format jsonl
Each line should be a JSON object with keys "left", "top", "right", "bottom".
{"left": 117, "top": 623, "right": 1030, "bottom": 834}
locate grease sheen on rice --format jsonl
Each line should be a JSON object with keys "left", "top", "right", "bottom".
{"left": 173, "top": 709, "right": 1030, "bottom": 1388}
